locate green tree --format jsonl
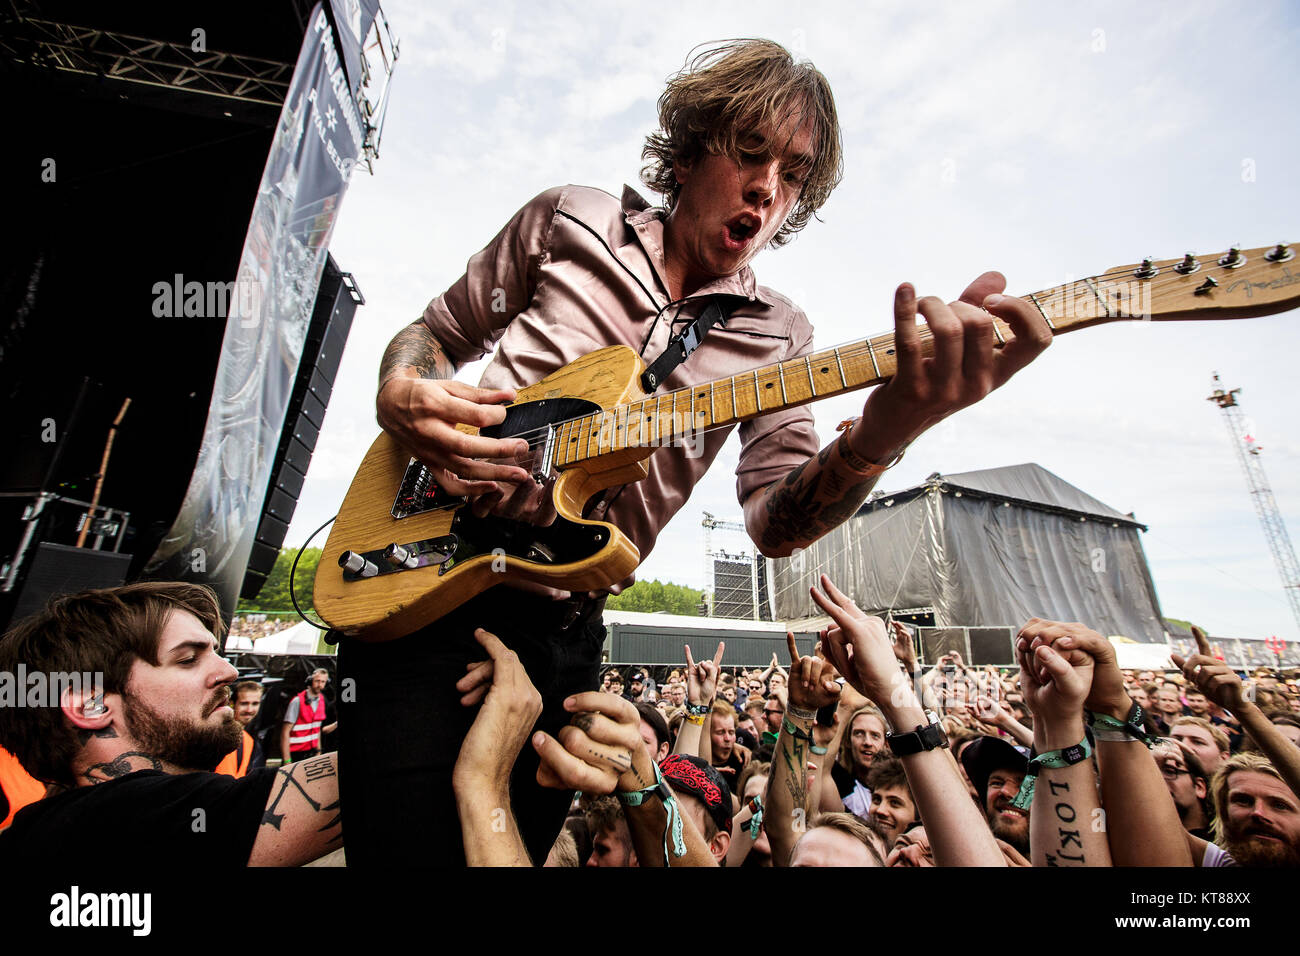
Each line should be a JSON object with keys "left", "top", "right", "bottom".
{"left": 238, "top": 547, "right": 321, "bottom": 615}
{"left": 605, "top": 579, "right": 703, "bottom": 616}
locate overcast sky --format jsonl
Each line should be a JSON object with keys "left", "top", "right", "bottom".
{"left": 292, "top": 0, "right": 1300, "bottom": 645}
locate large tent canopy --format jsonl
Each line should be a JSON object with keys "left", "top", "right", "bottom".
{"left": 769, "top": 463, "right": 1166, "bottom": 644}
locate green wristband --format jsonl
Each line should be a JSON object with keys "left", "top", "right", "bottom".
{"left": 1011, "top": 737, "right": 1093, "bottom": 810}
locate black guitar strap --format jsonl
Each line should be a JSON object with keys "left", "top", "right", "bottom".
{"left": 640, "top": 296, "right": 741, "bottom": 392}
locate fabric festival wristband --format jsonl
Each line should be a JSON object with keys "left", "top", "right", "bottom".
{"left": 685, "top": 702, "right": 711, "bottom": 717}
{"left": 782, "top": 716, "right": 813, "bottom": 741}
{"left": 1086, "top": 701, "right": 1156, "bottom": 748}
{"left": 1011, "top": 737, "right": 1093, "bottom": 811}
{"left": 618, "top": 762, "right": 687, "bottom": 864}
{"left": 747, "top": 795, "right": 765, "bottom": 839}
{"left": 810, "top": 745, "right": 828, "bottom": 755}
{"left": 786, "top": 702, "right": 818, "bottom": 721}
{"left": 684, "top": 712, "right": 706, "bottom": 726}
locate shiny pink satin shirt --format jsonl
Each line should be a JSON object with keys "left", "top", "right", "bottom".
{"left": 421, "top": 184, "right": 821, "bottom": 565}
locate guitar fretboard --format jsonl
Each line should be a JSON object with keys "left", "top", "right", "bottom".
{"left": 549, "top": 268, "right": 1164, "bottom": 468}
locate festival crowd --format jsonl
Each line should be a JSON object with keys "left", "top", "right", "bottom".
{"left": 451, "top": 575, "right": 1300, "bottom": 867}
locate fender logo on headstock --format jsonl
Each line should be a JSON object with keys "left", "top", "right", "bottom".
{"left": 1227, "top": 267, "right": 1299, "bottom": 299}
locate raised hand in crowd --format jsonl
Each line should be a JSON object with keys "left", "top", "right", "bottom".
{"left": 766, "top": 630, "right": 842, "bottom": 866}
{"left": 889, "top": 619, "right": 919, "bottom": 674}
{"left": 452, "top": 628, "right": 543, "bottom": 866}
{"left": 812, "top": 574, "right": 1005, "bottom": 866}
{"left": 1020, "top": 620, "right": 1190, "bottom": 867}
{"left": 457, "top": 644, "right": 715, "bottom": 867}
{"left": 973, "top": 695, "right": 1034, "bottom": 748}
{"left": 536, "top": 692, "right": 717, "bottom": 867}
{"left": 1015, "top": 621, "right": 1111, "bottom": 867}
{"left": 1174, "top": 627, "right": 1300, "bottom": 804}
{"left": 674, "top": 641, "right": 725, "bottom": 760}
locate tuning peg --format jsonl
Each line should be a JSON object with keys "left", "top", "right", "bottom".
{"left": 1218, "top": 245, "right": 1245, "bottom": 268}
{"left": 1134, "top": 256, "right": 1158, "bottom": 279}
{"left": 1173, "top": 252, "right": 1200, "bottom": 275}
{"left": 1264, "top": 242, "right": 1294, "bottom": 263}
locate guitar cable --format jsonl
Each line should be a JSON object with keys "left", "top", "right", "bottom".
{"left": 288, "top": 514, "right": 338, "bottom": 632}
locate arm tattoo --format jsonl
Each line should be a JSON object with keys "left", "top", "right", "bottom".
{"left": 781, "top": 733, "right": 808, "bottom": 812}
{"left": 379, "top": 321, "right": 455, "bottom": 388}
{"left": 1043, "top": 779, "right": 1085, "bottom": 866}
{"left": 261, "top": 757, "right": 340, "bottom": 841}
{"left": 759, "top": 438, "right": 882, "bottom": 553}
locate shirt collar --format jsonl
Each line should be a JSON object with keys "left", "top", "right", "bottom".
{"left": 620, "top": 184, "right": 775, "bottom": 308}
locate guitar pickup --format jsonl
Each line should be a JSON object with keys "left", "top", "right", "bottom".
{"left": 339, "top": 535, "right": 459, "bottom": 581}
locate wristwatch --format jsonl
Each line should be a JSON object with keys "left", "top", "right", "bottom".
{"left": 885, "top": 720, "right": 949, "bottom": 756}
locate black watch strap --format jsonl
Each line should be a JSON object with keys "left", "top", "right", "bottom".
{"left": 886, "top": 721, "right": 949, "bottom": 756}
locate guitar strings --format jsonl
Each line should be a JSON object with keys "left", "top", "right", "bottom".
{"left": 442, "top": 254, "right": 1279, "bottom": 468}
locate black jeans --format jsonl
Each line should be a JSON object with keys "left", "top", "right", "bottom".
{"left": 337, "top": 586, "right": 605, "bottom": 867}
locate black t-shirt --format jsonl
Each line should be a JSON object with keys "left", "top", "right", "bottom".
{"left": 0, "top": 769, "right": 277, "bottom": 866}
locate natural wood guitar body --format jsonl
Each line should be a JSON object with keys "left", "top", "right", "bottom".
{"left": 316, "top": 345, "right": 652, "bottom": 641}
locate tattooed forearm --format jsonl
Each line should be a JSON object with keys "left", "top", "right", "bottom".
{"left": 379, "top": 321, "right": 456, "bottom": 388}
{"left": 781, "top": 734, "right": 808, "bottom": 812}
{"left": 1042, "top": 779, "right": 1085, "bottom": 866}
{"left": 758, "top": 434, "right": 884, "bottom": 553}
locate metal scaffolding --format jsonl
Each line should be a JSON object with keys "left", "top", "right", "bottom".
{"left": 0, "top": 17, "right": 294, "bottom": 107}
{"left": 1207, "top": 374, "right": 1300, "bottom": 639}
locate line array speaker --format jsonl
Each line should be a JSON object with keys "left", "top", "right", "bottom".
{"left": 240, "top": 255, "right": 363, "bottom": 599}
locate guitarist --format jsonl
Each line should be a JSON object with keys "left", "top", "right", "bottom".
{"left": 341, "top": 38, "right": 1052, "bottom": 866}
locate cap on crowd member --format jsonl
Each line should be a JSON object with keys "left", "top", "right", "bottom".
{"left": 959, "top": 735, "right": 1029, "bottom": 796}
{"left": 659, "top": 754, "right": 732, "bottom": 837}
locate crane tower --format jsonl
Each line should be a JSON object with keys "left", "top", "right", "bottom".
{"left": 1207, "top": 374, "right": 1300, "bottom": 635}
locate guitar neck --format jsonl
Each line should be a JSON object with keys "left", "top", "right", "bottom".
{"left": 550, "top": 287, "right": 1075, "bottom": 466}
{"left": 550, "top": 241, "right": 1298, "bottom": 466}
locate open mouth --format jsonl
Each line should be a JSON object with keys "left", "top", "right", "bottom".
{"left": 724, "top": 213, "right": 761, "bottom": 248}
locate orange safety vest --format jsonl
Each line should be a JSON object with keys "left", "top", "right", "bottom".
{"left": 214, "top": 729, "right": 256, "bottom": 778}
{"left": 0, "top": 747, "right": 47, "bottom": 829}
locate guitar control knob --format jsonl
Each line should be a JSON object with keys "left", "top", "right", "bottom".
{"left": 339, "top": 551, "right": 379, "bottom": 578}
{"left": 1173, "top": 252, "right": 1200, "bottom": 275}
{"left": 384, "top": 543, "right": 418, "bottom": 569}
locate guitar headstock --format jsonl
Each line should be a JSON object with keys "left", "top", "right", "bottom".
{"left": 1100, "top": 242, "right": 1299, "bottom": 322}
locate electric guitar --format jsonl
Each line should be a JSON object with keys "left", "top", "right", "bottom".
{"left": 316, "top": 242, "right": 1299, "bottom": 640}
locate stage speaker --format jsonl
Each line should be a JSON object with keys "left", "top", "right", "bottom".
{"left": 241, "top": 255, "right": 363, "bottom": 599}
{"left": 6, "top": 542, "right": 133, "bottom": 629}
{"left": 968, "top": 626, "right": 1016, "bottom": 667}
{"left": 918, "top": 627, "right": 969, "bottom": 667}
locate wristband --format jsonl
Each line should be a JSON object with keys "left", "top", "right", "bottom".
{"left": 835, "top": 420, "right": 907, "bottom": 477}
{"left": 684, "top": 712, "right": 706, "bottom": 726}
{"left": 745, "top": 794, "right": 764, "bottom": 839}
{"left": 1011, "top": 737, "right": 1093, "bottom": 810}
{"left": 782, "top": 716, "right": 813, "bottom": 742}
{"left": 685, "top": 702, "right": 711, "bottom": 717}
{"left": 810, "top": 744, "right": 829, "bottom": 755}
{"left": 1086, "top": 701, "right": 1156, "bottom": 748}
{"left": 786, "top": 702, "right": 818, "bottom": 721}
{"left": 618, "top": 761, "right": 687, "bottom": 864}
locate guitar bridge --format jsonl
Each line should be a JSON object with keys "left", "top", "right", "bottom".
{"left": 391, "top": 460, "right": 465, "bottom": 519}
